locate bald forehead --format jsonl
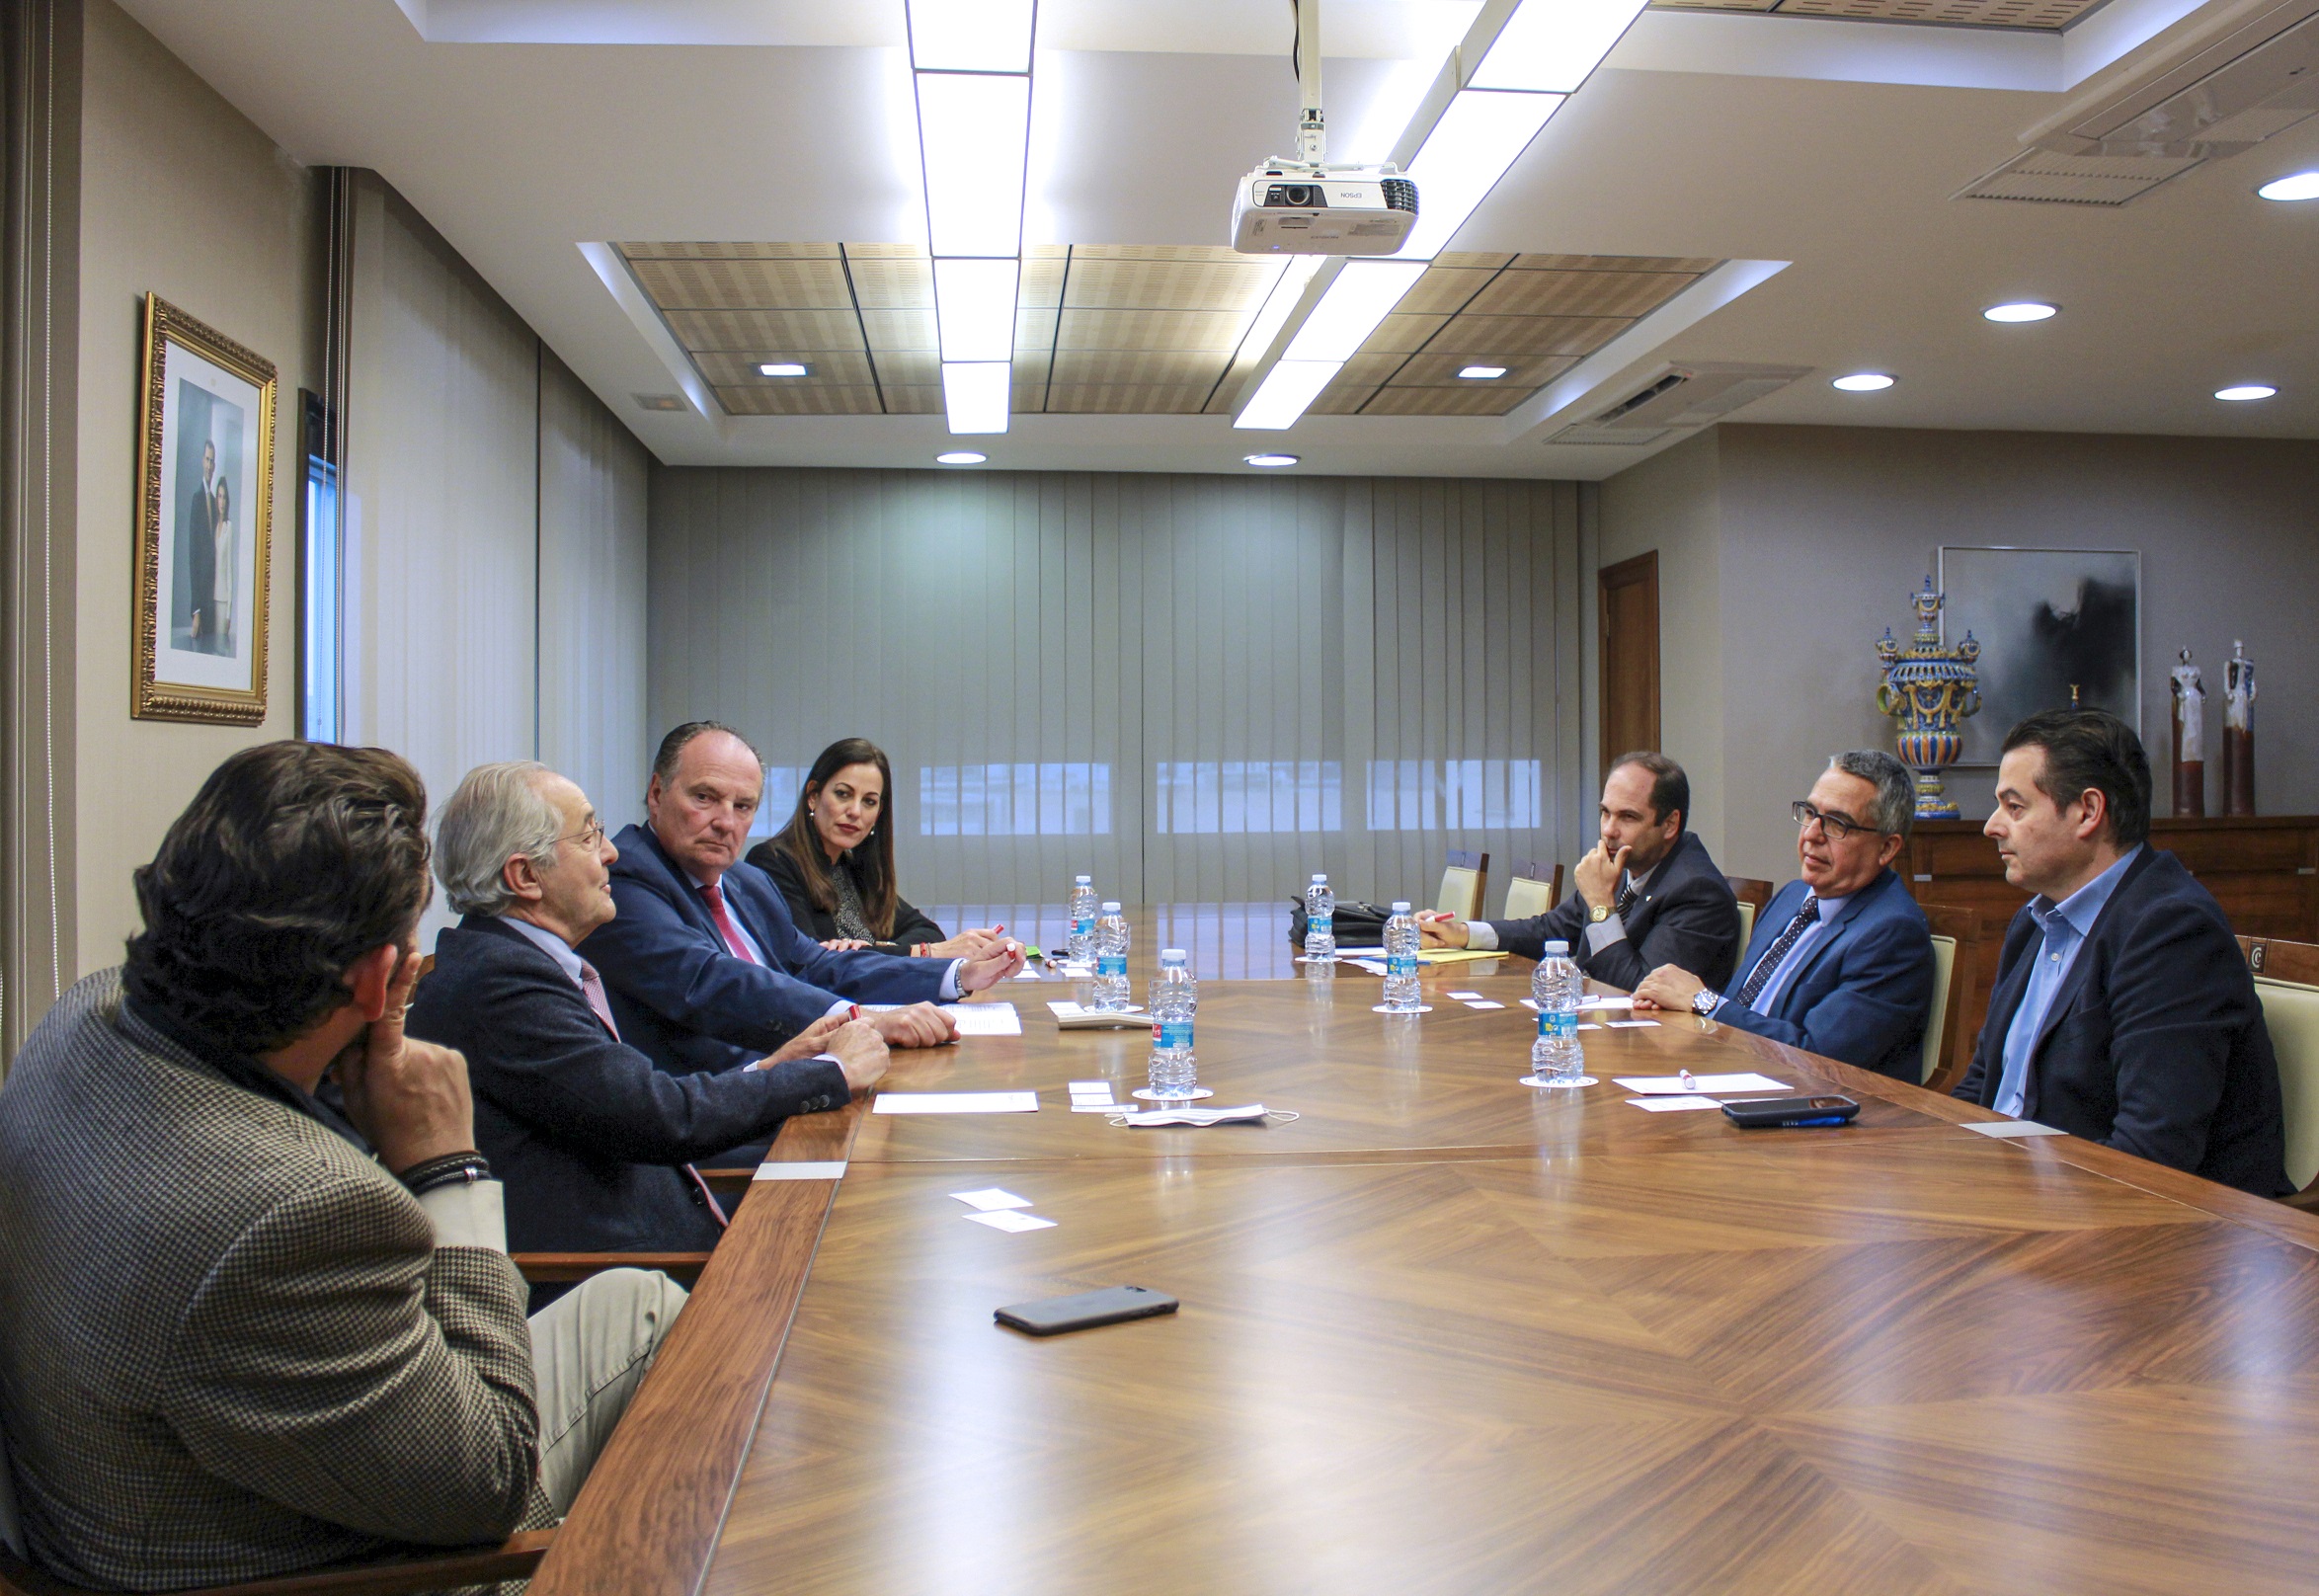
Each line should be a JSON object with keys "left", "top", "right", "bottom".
{"left": 531, "top": 769, "right": 589, "bottom": 819}
{"left": 675, "top": 731, "right": 763, "bottom": 792}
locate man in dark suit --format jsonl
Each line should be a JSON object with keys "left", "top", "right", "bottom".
{"left": 183, "top": 439, "right": 216, "bottom": 642}
{"left": 1954, "top": 708, "right": 2288, "bottom": 1196}
{"left": 1635, "top": 751, "right": 1935, "bottom": 1078}
{"left": 408, "top": 761, "right": 889, "bottom": 1258}
{"left": 586, "top": 722, "right": 1024, "bottom": 1078}
{"left": 1419, "top": 751, "right": 1742, "bottom": 992}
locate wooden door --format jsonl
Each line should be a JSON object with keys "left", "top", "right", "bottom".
{"left": 1599, "top": 551, "right": 1660, "bottom": 771}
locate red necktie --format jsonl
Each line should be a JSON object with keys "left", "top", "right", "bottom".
{"left": 580, "top": 958, "right": 726, "bottom": 1230}
{"left": 700, "top": 880, "right": 761, "bottom": 966}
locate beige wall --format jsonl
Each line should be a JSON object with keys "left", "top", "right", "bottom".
{"left": 1599, "top": 422, "right": 2319, "bottom": 885}
{"left": 70, "top": 0, "right": 315, "bottom": 974}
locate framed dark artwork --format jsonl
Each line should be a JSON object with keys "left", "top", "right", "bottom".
{"left": 132, "top": 292, "right": 277, "bottom": 723}
{"left": 1937, "top": 545, "right": 2140, "bottom": 764}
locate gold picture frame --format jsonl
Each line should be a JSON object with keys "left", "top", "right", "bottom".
{"left": 132, "top": 292, "right": 277, "bottom": 723}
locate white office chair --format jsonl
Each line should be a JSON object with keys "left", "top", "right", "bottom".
{"left": 1435, "top": 849, "right": 1488, "bottom": 921}
{"left": 1500, "top": 858, "right": 1560, "bottom": 922}
{"left": 1734, "top": 899, "right": 1756, "bottom": 947}
{"left": 2255, "top": 973, "right": 2319, "bottom": 1192}
{"left": 1920, "top": 933, "right": 1959, "bottom": 1086}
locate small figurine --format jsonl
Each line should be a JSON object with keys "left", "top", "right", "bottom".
{"left": 2223, "top": 640, "right": 2257, "bottom": 816}
{"left": 2170, "top": 649, "right": 2204, "bottom": 817}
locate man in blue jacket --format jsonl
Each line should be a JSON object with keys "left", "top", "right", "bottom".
{"left": 1635, "top": 751, "right": 1934, "bottom": 1077}
{"left": 1953, "top": 709, "right": 2287, "bottom": 1196}
{"left": 585, "top": 722, "right": 1024, "bottom": 1078}
{"left": 409, "top": 761, "right": 891, "bottom": 1259}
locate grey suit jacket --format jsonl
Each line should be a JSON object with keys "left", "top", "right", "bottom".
{"left": 0, "top": 970, "right": 549, "bottom": 1591}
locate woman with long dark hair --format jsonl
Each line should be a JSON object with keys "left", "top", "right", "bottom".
{"left": 747, "top": 738, "right": 1001, "bottom": 958}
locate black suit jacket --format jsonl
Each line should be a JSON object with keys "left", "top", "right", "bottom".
{"left": 748, "top": 839, "right": 948, "bottom": 955}
{"left": 1481, "top": 830, "right": 1742, "bottom": 992}
{"left": 185, "top": 481, "right": 215, "bottom": 629}
{"left": 1955, "top": 847, "right": 2290, "bottom": 1196}
{"left": 407, "top": 917, "right": 852, "bottom": 1252}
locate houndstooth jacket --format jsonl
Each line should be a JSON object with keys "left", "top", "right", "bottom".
{"left": 0, "top": 969, "right": 552, "bottom": 1590}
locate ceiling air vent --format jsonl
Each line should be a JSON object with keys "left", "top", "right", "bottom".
{"left": 1545, "top": 362, "right": 1811, "bottom": 446}
{"left": 1959, "top": 0, "right": 2319, "bottom": 204}
{"left": 634, "top": 393, "right": 688, "bottom": 412}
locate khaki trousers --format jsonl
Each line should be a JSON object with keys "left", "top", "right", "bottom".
{"left": 525, "top": 1267, "right": 687, "bottom": 1513}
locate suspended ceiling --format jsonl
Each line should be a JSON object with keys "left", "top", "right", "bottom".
{"left": 113, "top": 0, "right": 2319, "bottom": 479}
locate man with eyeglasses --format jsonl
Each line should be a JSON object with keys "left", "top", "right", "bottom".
{"left": 407, "top": 761, "right": 892, "bottom": 1264}
{"left": 1635, "top": 751, "right": 1936, "bottom": 1079}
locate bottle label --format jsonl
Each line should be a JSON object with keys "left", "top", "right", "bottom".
{"left": 1098, "top": 954, "right": 1127, "bottom": 977}
{"left": 1075, "top": 918, "right": 1094, "bottom": 937}
{"left": 1538, "top": 1011, "right": 1576, "bottom": 1042}
{"left": 1159, "top": 1020, "right": 1193, "bottom": 1051}
{"left": 1308, "top": 913, "right": 1332, "bottom": 937}
{"left": 1387, "top": 953, "right": 1417, "bottom": 979}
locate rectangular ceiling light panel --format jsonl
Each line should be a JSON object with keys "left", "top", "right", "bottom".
{"left": 1283, "top": 260, "right": 1430, "bottom": 363}
{"left": 916, "top": 72, "right": 1033, "bottom": 258}
{"left": 1236, "top": 359, "right": 1347, "bottom": 430}
{"left": 941, "top": 361, "right": 1014, "bottom": 432}
{"left": 1399, "top": 90, "right": 1565, "bottom": 261}
{"left": 933, "top": 257, "right": 1021, "bottom": 361}
{"left": 909, "top": 0, "right": 1036, "bottom": 71}
{"left": 1468, "top": 0, "right": 1652, "bottom": 95}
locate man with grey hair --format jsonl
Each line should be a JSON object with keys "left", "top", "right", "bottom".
{"left": 406, "top": 760, "right": 889, "bottom": 1262}
{"left": 1635, "top": 750, "right": 1936, "bottom": 1078}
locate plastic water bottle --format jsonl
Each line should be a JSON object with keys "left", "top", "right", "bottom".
{"left": 1092, "top": 902, "right": 1131, "bottom": 1010}
{"left": 1302, "top": 874, "right": 1336, "bottom": 962}
{"left": 1529, "top": 939, "right": 1586, "bottom": 1085}
{"left": 1382, "top": 901, "right": 1422, "bottom": 1011}
{"left": 1067, "top": 875, "right": 1096, "bottom": 967}
{"left": 1147, "top": 948, "right": 1198, "bottom": 1100}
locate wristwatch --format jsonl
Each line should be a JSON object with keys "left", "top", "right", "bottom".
{"left": 1692, "top": 989, "right": 1723, "bottom": 1016}
{"left": 1588, "top": 903, "right": 1613, "bottom": 924}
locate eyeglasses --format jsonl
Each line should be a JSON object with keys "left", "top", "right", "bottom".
{"left": 553, "top": 819, "right": 606, "bottom": 851}
{"left": 1791, "top": 801, "right": 1880, "bottom": 842}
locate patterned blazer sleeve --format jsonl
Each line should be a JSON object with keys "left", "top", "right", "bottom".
{"left": 160, "top": 1177, "right": 543, "bottom": 1547}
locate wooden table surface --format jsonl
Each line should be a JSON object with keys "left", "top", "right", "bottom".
{"left": 530, "top": 924, "right": 2319, "bottom": 1596}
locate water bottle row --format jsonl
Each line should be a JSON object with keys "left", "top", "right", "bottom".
{"left": 1346, "top": 889, "right": 1590, "bottom": 1088}
{"left": 1064, "top": 874, "right": 1200, "bottom": 1102}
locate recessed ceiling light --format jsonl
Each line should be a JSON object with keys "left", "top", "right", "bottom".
{"left": 1831, "top": 372, "right": 1895, "bottom": 392}
{"left": 2215, "top": 384, "right": 2278, "bottom": 402}
{"left": 1458, "top": 364, "right": 1510, "bottom": 380}
{"left": 758, "top": 361, "right": 809, "bottom": 377}
{"left": 1983, "top": 302, "right": 2057, "bottom": 323}
{"left": 935, "top": 450, "right": 988, "bottom": 465}
{"left": 1244, "top": 453, "right": 1301, "bottom": 468}
{"left": 2257, "top": 171, "right": 2319, "bottom": 201}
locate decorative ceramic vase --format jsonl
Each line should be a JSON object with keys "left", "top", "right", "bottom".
{"left": 1876, "top": 577, "right": 1981, "bottom": 820}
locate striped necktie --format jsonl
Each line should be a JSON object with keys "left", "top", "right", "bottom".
{"left": 1734, "top": 896, "right": 1820, "bottom": 1007}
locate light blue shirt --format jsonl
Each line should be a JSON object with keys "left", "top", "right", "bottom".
{"left": 1742, "top": 890, "right": 1850, "bottom": 1016}
{"left": 1993, "top": 846, "right": 2143, "bottom": 1118}
{"left": 503, "top": 914, "right": 585, "bottom": 986}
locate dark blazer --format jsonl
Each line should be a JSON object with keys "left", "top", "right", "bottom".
{"left": 1708, "top": 868, "right": 1935, "bottom": 1079}
{"left": 1482, "top": 830, "right": 1742, "bottom": 992}
{"left": 184, "top": 481, "right": 215, "bottom": 634}
{"left": 407, "top": 917, "right": 851, "bottom": 1253}
{"left": 749, "top": 838, "right": 947, "bottom": 955}
{"left": 587, "top": 823, "right": 945, "bottom": 1076}
{"left": 1955, "top": 847, "right": 2290, "bottom": 1196}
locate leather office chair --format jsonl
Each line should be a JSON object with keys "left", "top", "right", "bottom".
{"left": 1918, "top": 903, "right": 1981, "bottom": 1095}
{"left": 2239, "top": 936, "right": 2319, "bottom": 1206}
{"left": 1724, "top": 876, "right": 1773, "bottom": 947}
{"left": 1436, "top": 849, "right": 1489, "bottom": 921}
{"left": 1500, "top": 858, "right": 1561, "bottom": 922}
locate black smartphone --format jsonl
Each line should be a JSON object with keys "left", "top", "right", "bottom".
{"left": 1720, "top": 1093, "right": 1861, "bottom": 1128}
{"left": 994, "top": 1285, "right": 1179, "bottom": 1336}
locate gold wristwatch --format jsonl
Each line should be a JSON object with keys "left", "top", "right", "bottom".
{"left": 1588, "top": 903, "right": 1612, "bottom": 923}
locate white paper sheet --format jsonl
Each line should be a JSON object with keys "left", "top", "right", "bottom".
{"left": 1614, "top": 1073, "right": 1791, "bottom": 1095}
{"left": 1579, "top": 996, "right": 1637, "bottom": 1011}
{"left": 949, "top": 1187, "right": 1034, "bottom": 1211}
{"left": 1626, "top": 1095, "right": 1724, "bottom": 1112}
{"left": 1447, "top": 991, "right": 1486, "bottom": 1000}
{"left": 1961, "top": 1121, "right": 2069, "bottom": 1138}
{"left": 945, "top": 1002, "right": 1022, "bottom": 1036}
{"left": 1067, "top": 1080, "right": 1109, "bottom": 1093}
{"left": 964, "top": 1210, "right": 1057, "bottom": 1233}
{"left": 753, "top": 1161, "right": 847, "bottom": 1180}
{"left": 1607, "top": 1019, "right": 1661, "bottom": 1029}
{"left": 1347, "top": 958, "right": 1389, "bottom": 975}
{"left": 1462, "top": 999, "right": 1505, "bottom": 1010}
{"left": 873, "top": 1091, "right": 1041, "bottom": 1114}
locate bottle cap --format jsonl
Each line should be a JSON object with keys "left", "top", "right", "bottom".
{"left": 1161, "top": 948, "right": 1186, "bottom": 962}
{"left": 1391, "top": 901, "right": 1411, "bottom": 914}
{"left": 1076, "top": 874, "right": 1091, "bottom": 884}
{"left": 1544, "top": 939, "right": 1570, "bottom": 954}
{"left": 1311, "top": 874, "right": 1327, "bottom": 883}
{"left": 1102, "top": 902, "right": 1122, "bottom": 913}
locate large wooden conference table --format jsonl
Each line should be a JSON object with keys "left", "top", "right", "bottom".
{"left": 531, "top": 907, "right": 2319, "bottom": 1596}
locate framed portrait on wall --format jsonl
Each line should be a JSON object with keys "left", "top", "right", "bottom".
{"left": 132, "top": 292, "right": 276, "bottom": 723}
{"left": 1938, "top": 544, "right": 2141, "bottom": 764}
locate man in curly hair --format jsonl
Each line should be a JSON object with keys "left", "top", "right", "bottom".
{"left": 0, "top": 742, "right": 682, "bottom": 1590}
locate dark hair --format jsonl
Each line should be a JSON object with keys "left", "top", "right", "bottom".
{"left": 1607, "top": 750, "right": 1689, "bottom": 835}
{"left": 123, "top": 742, "right": 432, "bottom": 1054}
{"left": 2001, "top": 708, "right": 2151, "bottom": 847}
{"left": 651, "top": 720, "right": 760, "bottom": 788}
{"left": 1827, "top": 749, "right": 1917, "bottom": 839}
{"left": 770, "top": 739, "right": 900, "bottom": 938}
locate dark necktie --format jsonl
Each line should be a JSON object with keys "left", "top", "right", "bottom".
{"left": 580, "top": 958, "right": 727, "bottom": 1230}
{"left": 1734, "top": 896, "right": 1820, "bottom": 1007}
{"left": 1613, "top": 879, "right": 1638, "bottom": 919}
